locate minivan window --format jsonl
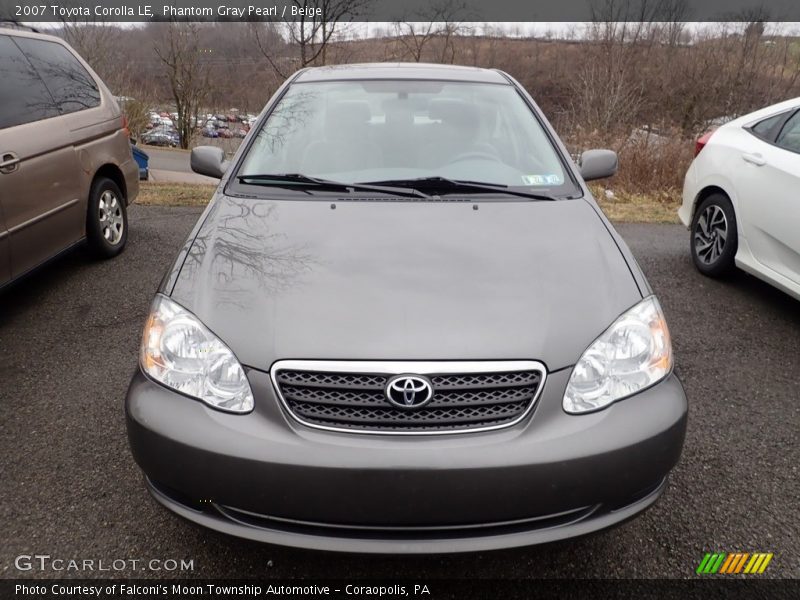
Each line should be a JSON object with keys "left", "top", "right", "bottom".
{"left": 14, "top": 37, "right": 101, "bottom": 115}
{"left": 239, "top": 80, "right": 576, "bottom": 194}
{"left": 0, "top": 34, "right": 59, "bottom": 129}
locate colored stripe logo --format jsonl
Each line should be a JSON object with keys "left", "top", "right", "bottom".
{"left": 697, "top": 552, "right": 773, "bottom": 574}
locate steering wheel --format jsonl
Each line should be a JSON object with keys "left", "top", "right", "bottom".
{"left": 447, "top": 151, "right": 503, "bottom": 164}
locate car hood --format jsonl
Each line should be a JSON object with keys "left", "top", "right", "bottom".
{"left": 169, "top": 194, "right": 642, "bottom": 371}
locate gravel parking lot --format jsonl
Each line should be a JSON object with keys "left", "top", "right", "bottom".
{"left": 1, "top": 205, "right": 798, "bottom": 580}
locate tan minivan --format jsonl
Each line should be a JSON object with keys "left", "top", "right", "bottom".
{"left": 0, "top": 26, "right": 138, "bottom": 288}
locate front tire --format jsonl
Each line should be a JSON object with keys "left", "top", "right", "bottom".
{"left": 86, "top": 177, "right": 128, "bottom": 258}
{"left": 690, "top": 193, "right": 737, "bottom": 277}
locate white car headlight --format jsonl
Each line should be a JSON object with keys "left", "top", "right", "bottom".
{"left": 563, "top": 296, "right": 672, "bottom": 414}
{"left": 140, "top": 294, "right": 254, "bottom": 413}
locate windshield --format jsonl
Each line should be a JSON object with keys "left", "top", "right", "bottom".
{"left": 238, "top": 80, "right": 577, "bottom": 195}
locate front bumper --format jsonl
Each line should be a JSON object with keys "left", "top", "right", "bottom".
{"left": 125, "top": 367, "right": 687, "bottom": 553}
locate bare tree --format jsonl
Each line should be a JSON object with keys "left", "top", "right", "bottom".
{"left": 253, "top": 0, "right": 371, "bottom": 77}
{"left": 391, "top": 21, "right": 439, "bottom": 62}
{"left": 118, "top": 97, "right": 151, "bottom": 141}
{"left": 154, "top": 23, "right": 210, "bottom": 149}
{"left": 432, "top": 1, "right": 472, "bottom": 64}
{"left": 569, "top": 3, "right": 653, "bottom": 135}
{"left": 391, "top": 0, "right": 471, "bottom": 63}
{"left": 655, "top": 0, "right": 689, "bottom": 47}
{"left": 60, "top": 23, "right": 119, "bottom": 75}
{"left": 250, "top": 21, "right": 292, "bottom": 79}
{"left": 56, "top": 4, "right": 137, "bottom": 95}
{"left": 568, "top": 62, "right": 644, "bottom": 135}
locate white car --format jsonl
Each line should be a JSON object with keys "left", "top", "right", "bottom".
{"left": 679, "top": 98, "right": 800, "bottom": 300}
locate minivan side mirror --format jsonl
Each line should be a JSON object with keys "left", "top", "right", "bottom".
{"left": 191, "top": 146, "right": 229, "bottom": 179}
{"left": 579, "top": 149, "right": 618, "bottom": 181}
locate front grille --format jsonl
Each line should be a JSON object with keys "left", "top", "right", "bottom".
{"left": 271, "top": 361, "right": 545, "bottom": 434}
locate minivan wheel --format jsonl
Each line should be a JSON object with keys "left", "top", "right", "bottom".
{"left": 86, "top": 177, "right": 127, "bottom": 258}
{"left": 690, "top": 193, "right": 737, "bottom": 277}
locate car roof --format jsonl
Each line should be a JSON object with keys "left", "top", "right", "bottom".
{"left": 294, "top": 63, "right": 511, "bottom": 84}
{"left": 0, "top": 25, "right": 67, "bottom": 45}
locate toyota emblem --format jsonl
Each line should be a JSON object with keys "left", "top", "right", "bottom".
{"left": 385, "top": 375, "right": 434, "bottom": 409}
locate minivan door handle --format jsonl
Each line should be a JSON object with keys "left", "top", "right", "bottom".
{"left": 0, "top": 152, "right": 20, "bottom": 174}
{"left": 742, "top": 152, "right": 766, "bottom": 166}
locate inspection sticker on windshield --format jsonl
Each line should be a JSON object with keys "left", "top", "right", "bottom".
{"left": 522, "top": 174, "right": 562, "bottom": 186}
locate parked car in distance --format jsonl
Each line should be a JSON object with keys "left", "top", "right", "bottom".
{"left": 126, "top": 63, "right": 687, "bottom": 554}
{"left": 141, "top": 128, "right": 178, "bottom": 147}
{"left": 0, "top": 28, "right": 138, "bottom": 288}
{"left": 679, "top": 97, "right": 800, "bottom": 300}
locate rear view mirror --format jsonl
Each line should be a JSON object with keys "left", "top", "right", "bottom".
{"left": 579, "top": 149, "right": 618, "bottom": 181}
{"left": 191, "top": 146, "right": 228, "bottom": 179}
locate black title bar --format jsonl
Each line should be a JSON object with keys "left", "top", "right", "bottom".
{"left": 3, "top": 579, "right": 800, "bottom": 600}
{"left": 3, "top": 0, "right": 800, "bottom": 23}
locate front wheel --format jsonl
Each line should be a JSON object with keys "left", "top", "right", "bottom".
{"left": 86, "top": 177, "right": 128, "bottom": 258}
{"left": 690, "top": 193, "right": 737, "bottom": 277}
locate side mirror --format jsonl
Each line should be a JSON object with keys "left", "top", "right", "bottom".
{"left": 579, "top": 149, "right": 618, "bottom": 182}
{"left": 190, "top": 146, "right": 228, "bottom": 179}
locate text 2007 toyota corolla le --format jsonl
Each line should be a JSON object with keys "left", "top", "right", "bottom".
{"left": 125, "top": 63, "right": 687, "bottom": 553}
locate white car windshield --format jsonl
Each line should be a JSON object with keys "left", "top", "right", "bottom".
{"left": 239, "top": 80, "right": 575, "bottom": 194}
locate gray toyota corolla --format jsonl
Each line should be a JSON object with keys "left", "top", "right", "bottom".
{"left": 125, "top": 63, "right": 687, "bottom": 553}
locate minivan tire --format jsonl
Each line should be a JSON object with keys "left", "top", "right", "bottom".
{"left": 86, "top": 177, "right": 128, "bottom": 258}
{"left": 691, "top": 193, "right": 737, "bottom": 277}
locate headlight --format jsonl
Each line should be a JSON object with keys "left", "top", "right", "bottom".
{"left": 140, "top": 294, "right": 254, "bottom": 413}
{"left": 563, "top": 296, "right": 672, "bottom": 414}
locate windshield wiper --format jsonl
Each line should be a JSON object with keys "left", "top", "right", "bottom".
{"left": 364, "top": 176, "right": 560, "bottom": 201}
{"left": 237, "top": 173, "right": 430, "bottom": 198}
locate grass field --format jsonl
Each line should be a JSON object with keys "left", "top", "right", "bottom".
{"left": 137, "top": 182, "right": 216, "bottom": 206}
{"left": 590, "top": 186, "right": 682, "bottom": 224}
{"left": 136, "top": 182, "right": 681, "bottom": 223}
